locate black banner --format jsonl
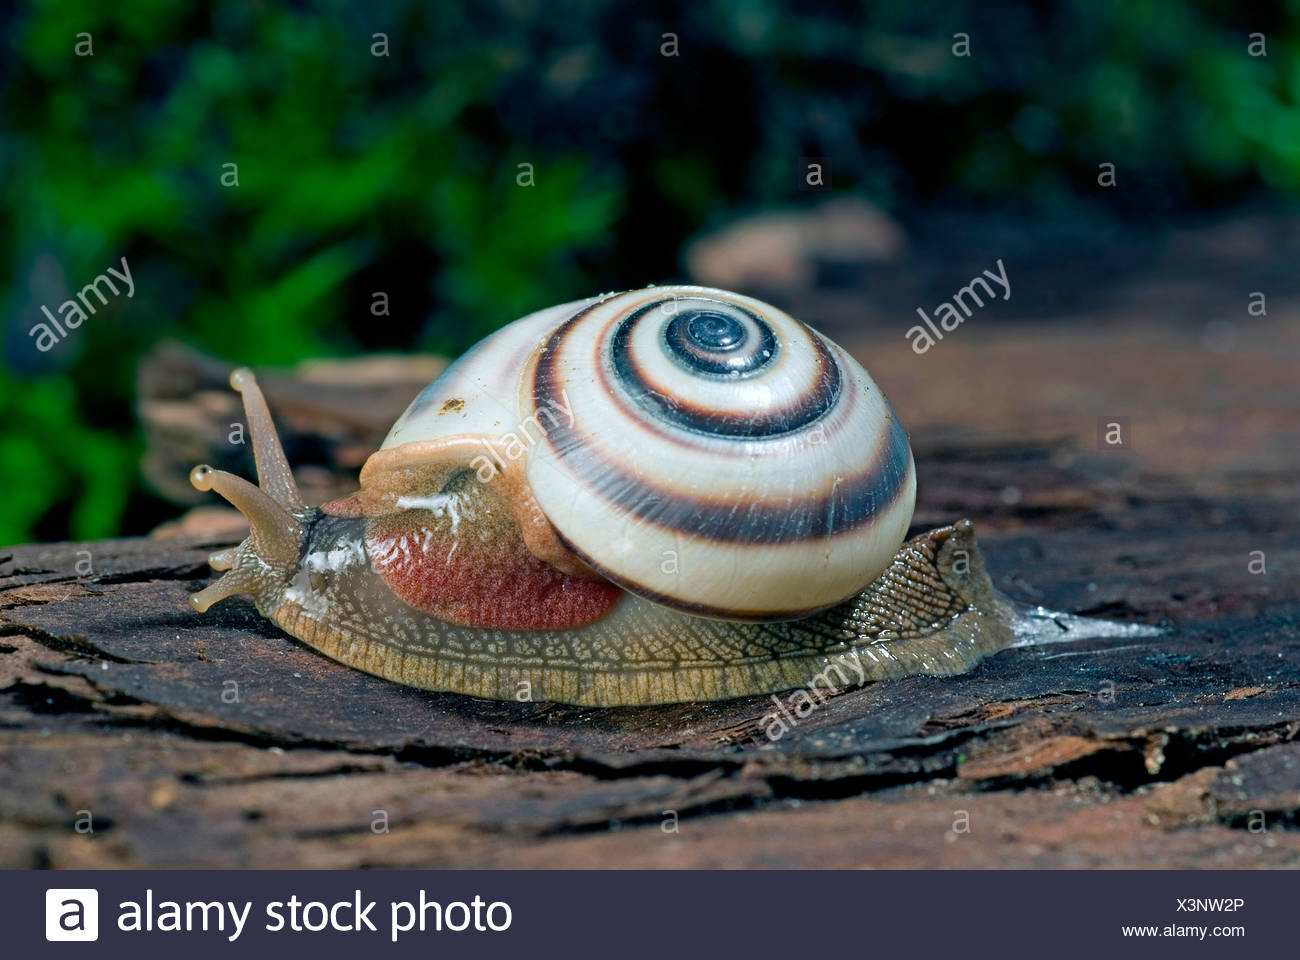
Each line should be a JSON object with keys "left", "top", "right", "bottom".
{"left": 6, "top": 870, "right": 1278, "bottom": 957}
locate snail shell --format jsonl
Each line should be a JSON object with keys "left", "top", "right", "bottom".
{"left": 378, "top": 287, "right": 916, "bottom": 619}
{"left": 187, "top": 286, "right": 1015, "bottom": 706}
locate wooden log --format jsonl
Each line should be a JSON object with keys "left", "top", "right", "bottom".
{"left": 3, "top": 439, "right": 1297, "bottom": 866}
{"left": 4, "top": 292, "right": 1299, "bottom": 868}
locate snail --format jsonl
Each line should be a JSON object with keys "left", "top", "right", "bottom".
{"left": 188, "top": 286, "right": 1058, "bottom": 706}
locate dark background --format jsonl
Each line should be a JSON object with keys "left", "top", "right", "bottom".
{"left": 2, "top": 0, "right": 1297, "bottom": 545}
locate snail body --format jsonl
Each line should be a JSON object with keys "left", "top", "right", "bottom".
{"left": 189, "top": 286, "right": 1017, "bottom": 706}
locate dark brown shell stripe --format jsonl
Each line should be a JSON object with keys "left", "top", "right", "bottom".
{"left": 609, "top": 299, "right": 840, "bottom": 438}
{"left": 536, "top": 397, "right": 912, "bottom": 544}
{"left": 532, "top": 295, "right": 914, "bottom": 546}
{"left": 599, "top": 324, "right": 863, "bottom": 458}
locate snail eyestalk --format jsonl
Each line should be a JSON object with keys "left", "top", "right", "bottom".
{"left": 188, "top": 370, "right": 310, "bottom": 613}
{"left": 189, "top": 464, "right": 305, "bottom": 571}
{"left": 229, "top": 367, "right": 304, "bottom": 511}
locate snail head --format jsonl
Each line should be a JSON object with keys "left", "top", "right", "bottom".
{"left": 189, "top": 368, "right": 310, "bottom": 613}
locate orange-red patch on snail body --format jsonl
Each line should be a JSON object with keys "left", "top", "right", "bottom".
{"left": 365, "top": 509, "right": 622, "bottom": 630}
{"left": 320, "top": 494, "right": 367, "bottom": 517}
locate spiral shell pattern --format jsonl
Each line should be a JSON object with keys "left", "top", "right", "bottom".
{"left": 524, "top": 286, "right": 916, "bottom": 620}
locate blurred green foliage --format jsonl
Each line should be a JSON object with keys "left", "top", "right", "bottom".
{"left": 2, "top": 0, "right": 1299, "bottom": 544}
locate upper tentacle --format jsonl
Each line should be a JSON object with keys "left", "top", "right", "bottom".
{"left": 229, "top": 367, "right": 305, "bottom": 511}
